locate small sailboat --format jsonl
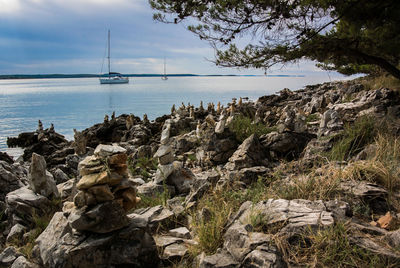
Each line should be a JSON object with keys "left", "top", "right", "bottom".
{"left": 99, "top": 30, "right": 129, "bottom": 84}
{"left": 161, "top": 57, "right": 168, "bottom": 80}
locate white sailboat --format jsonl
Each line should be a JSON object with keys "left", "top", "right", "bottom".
{"left": 161, "top": 57, "right": 168, "bottom": 80}
{"left": 99, "top": 30, "right": 129, "bottom": 84}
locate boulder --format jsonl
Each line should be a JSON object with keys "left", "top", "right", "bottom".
{"left": 0, "top": 161, "right": 26, "bottom": 201}
{"left": 225, "top": 134, "right": 267, "bottom": 170}
{"left": 28, "top": 153, "right": 59, "bottom": 198}
{"left": 11, "top": 256, "right": 39, "bottom": 268}
{"left": 167, "top": 165, "right": 195, "bottom": 194}
{"left": 36, "top": 212, "right": 160, "bottom": 268}
{"left": 261, "top": 131, "right": 315, "bottom": 160}
{"left": 68, "top": 200, "right": 130, "bottom": 233}
{"left": 6, "top": 186, "right": 52, "bottom": 225}
{"left": 0, "top": 246, "right": 21, "bottom": 267}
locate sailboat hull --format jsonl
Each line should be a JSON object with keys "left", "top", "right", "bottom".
{"left": 99, "top": 77, "right": 129, "bottom": 84}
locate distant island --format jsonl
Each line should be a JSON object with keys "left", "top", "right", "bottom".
{"left": 0, "top": 74, "right": 305, "bottom": 79}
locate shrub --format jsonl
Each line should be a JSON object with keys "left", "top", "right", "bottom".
{"left": 128, "top": 156, "right": 157, "bottom": 180}
{"left": 228, "top": 115, "right": 276, "bottom": 143}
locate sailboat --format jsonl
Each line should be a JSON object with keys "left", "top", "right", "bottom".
{"left": 161, "top": 57, "right": 168, "bottom": 80}
{"left": 99, "top": 30, "right": 129, "bottom": 84}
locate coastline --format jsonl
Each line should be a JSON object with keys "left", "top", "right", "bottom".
{"left": 2, "top": 76, "right": 400, "bottom": 267}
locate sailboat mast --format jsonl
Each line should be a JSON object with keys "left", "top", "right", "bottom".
{"left": 107, "top": 30, "right": 111, "bottom": 77}
{"left": 164, "top": 57, "right": 166, "bottom": 76}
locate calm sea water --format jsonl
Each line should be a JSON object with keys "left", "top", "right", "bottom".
{"left": 0, "top": 75, "right": 342, "bottom": 157}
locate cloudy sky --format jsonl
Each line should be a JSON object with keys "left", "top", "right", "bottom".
{"left": 0, "top": 0, "right": 337, "bottom": 76}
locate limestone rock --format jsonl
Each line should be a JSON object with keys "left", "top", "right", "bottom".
{"left": 52, "top": 168, "right": 69, "bottom": 184}
{"left": 0, "top": 246, "right": 21, "bottom": 267}
{"left": 28, "top": 153, "right": 59, "bottom": 198}
{"left": 0, "top": 161, "right": 26, "bottom": 201}
{"left": 197, "top": 251, "right": 239, "bottom": 268}
{"left": 57, "top": 178, "right": 77, "bottom": 202}
{"left": 261, "top": 131, "right": 315, "bottom": 160}
{"left": 154, "top": 163, "right": 175, "bottom": 184}
{"left": 77, "top": 171, "right": 122, "bottom": 190}
{"left": 169, "top": 227, "right": 191, "bottom": 239}
{"left": 167, "top": 165, "right": 195, "bottom": 194}
{"left": 68, "top": 200, "right": 130, "bottom": 233}
{"left": 94, "top": 144, "right": 126, "bottom": 157}
{"left": 226, "top": 134, "right": 266, "bottom": 170}
{"left": 37, "top": 212, "right": 160, "bottom": 268}
{"left": 6, "top": 186, "right": 52, "bottom": 225}
{"left": 11, "top": 256, "right": 39, "bottom": 268}
{"left": 6, "top": 223, "right": 27, "bottom": 243}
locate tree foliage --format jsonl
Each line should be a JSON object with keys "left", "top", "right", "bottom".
{"left": 149, "top": 0, "right": 400, "bottom": 79}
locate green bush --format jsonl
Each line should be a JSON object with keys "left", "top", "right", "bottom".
{"left": 228, "top": 115, "right": 276, "bottom": 143}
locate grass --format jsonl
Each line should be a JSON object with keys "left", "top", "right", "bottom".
{"left": 128, "top": 156, "right": 157, "bottom": 181}
{"left": 328, "top": 116, "right": 377, "bottom": 161}
{"left": 228, "top": 115, "right": 276, "bottom": 143}
{"left": 11, "top": 211, "right": 53, "bottom": 260}
{"left": 305, "top": 113, "right": 320, "bottom": 123}
{"left": 276, "top": 222, "right": 400, "bottom": 267}
{"left": 360, "top": 74, "right": 400, "bottom": 91}
{"left": 340, "top": 133, "right": 400, "bottom": 209}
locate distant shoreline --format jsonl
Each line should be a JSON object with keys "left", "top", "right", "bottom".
{"left": 0, "top": 74, "right": 305, "bottom": 80}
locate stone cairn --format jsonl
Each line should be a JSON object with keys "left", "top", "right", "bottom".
{"left": 154, "top": 120, "right": 175, "bottom": 184}
{"left": 67, "top": 144, "right": 140, "bottom": 233}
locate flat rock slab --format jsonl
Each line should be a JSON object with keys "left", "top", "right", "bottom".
{"left": 169, "top": 227, "right": 191, "bottom": 239}
{"left": 94, "top": 144, "right": 126, "bottom": 157}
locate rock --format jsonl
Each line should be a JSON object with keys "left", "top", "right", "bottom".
{"left": 0, "top": 161, "right": 26, "bottom": 201}
{"left": 349, "top": 234, "right": 400, "bottom": 260}
{"left": 68, "top": 200, "right": 130, "bottom": 233}
{"left": 129, "top": 205, "right": 174, "bottom": 229}
{"left": 163, "top": 243, "right": 188, "bottom": 261}
{"left": 77, "top": 171, "right": 122, "bottom": 190}
{"left": 225, "top": 134, "right": 267, "bottom": 170}
{"left": 0, "top": 246, "right": 21, "bottom": 267}
{"left": 6, "top": 186, "right": 52, "bottom": 225}
{"left": 52, "top": 168, "right": 70, "bottom": 184}
{"left": 154, "top": 163, "right": 175, "bottom": 184}
{"left": 160, "top": 120, "right": 172, "bottom": 145}
{"left": 261, "top": 131, "right": 315, "bottom": 160}
{"left": 167, "top": 166, "right": 195, "bottom": 194}
{"left": 384, "top": 229, "right": 400, "bottom": 248}
{"left": 241, "top": 244, "right": 285, "bottom": 268}
{"left": 197, "top": 251, "right": 239, "bottom": 268}
{"left": 94, "top": 144, "right": 126, "bottom": 157}
{"left": 28, "top": 153, "right": 59, "bottom": 198}
{"left": 11, "top": 256, "right": 39, "bottom": 268}
{"left": 234, "top": 166, "right": 269, "bottom": 184}
{"left": 169, "top": 227, "right": 191, "bottom": 239}
{"left": 340, "top": 181, "right": 387, "bottom": 197}
{"left": 57, "top": 178, "right": 77, "bottom": 201}
{"left": 318, "top": 109, "right": 343, "bottom": 136}
{"left": 36, "top": 212, "right": 160, "bottom": 268}
{"left": 0, "top": 152, "right": 13, "bottom": 164}
{"left": 137, "top": 181, "right": 176, "bottom": 197}
{"left": 6, "top": 223, "right": 27, "bottom": 243}
{"left": 73, "top": 129, "right": 87, "bottom": 156}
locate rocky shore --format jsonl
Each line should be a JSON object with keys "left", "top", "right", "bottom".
{"left": 1, "top": 77, "right": 400, "bottom": 267}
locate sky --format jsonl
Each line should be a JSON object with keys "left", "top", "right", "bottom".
{"left": 0, "top": 0, "right": 342, "bottom": 76}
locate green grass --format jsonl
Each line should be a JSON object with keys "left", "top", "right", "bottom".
{"left": 328, "top": 116, "right": 376, "bottom": 161}
{"left": 128, "top": 156, "right": 157, "bottom": 181}
{"left": 228, "top": 115, "right": 276, "bottom": 143}
{"left": 305, "top": 113, "right": 320, "bottom": 123}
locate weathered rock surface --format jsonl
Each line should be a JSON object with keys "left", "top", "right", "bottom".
{"left": 28, "top": 153, "right": 59, "bottom": 198}
{"left": 36, "top": 212, "right": 160, "bottom": 268}
{"left": 0, "top": 160, "right": 27, "bottom": 201}
{"left": 225, "top": 134, "right": 267, "bottom": 170}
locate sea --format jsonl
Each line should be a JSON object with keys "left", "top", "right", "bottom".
{"left": 0, "top": 75, "right": 344, "bottom": 158}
